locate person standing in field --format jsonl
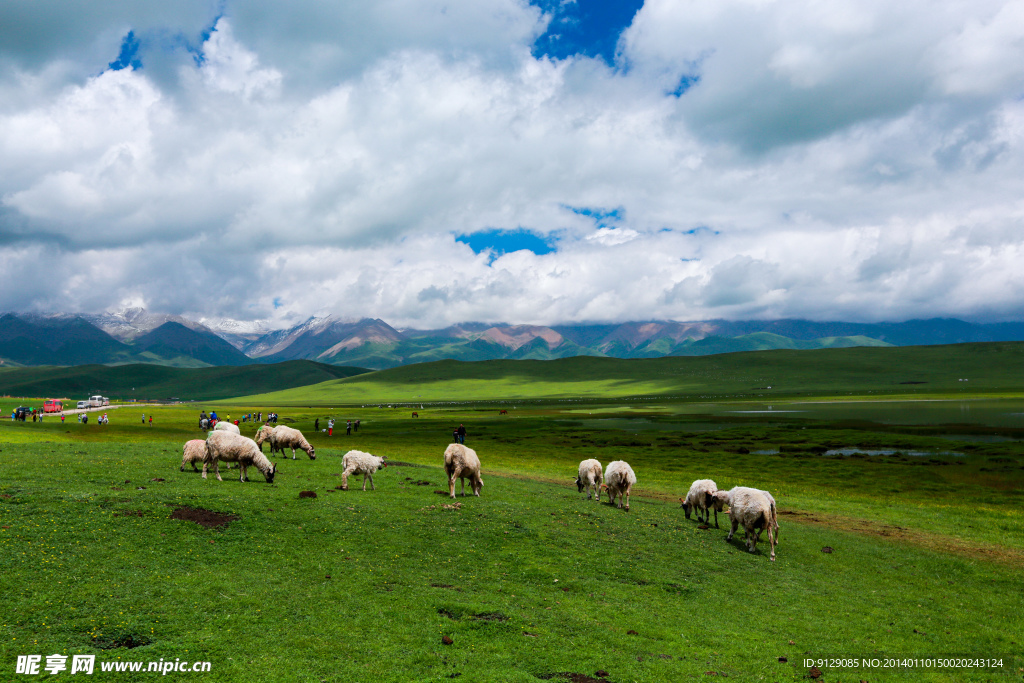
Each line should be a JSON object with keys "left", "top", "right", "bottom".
{"left": 354, "top": 419, "right": 360, "bottom": 432}
{"left": 346, "top": 420, "right": 352, "bottom": 436}
{"left": 315, "top": 417, "right": 320, "bottom": 432}
{"left": 457, "top": 424, "right": 466, "bottom": 444}
{"left": 328, "top": 418, "right": 334, "bottom": 436}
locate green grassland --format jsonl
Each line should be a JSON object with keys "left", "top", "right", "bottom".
{"left": 234, "top": 342, "right": 1024, "bottom": 405}
{"left": 2, "top": 391, "right": 1022, "bottom": 682}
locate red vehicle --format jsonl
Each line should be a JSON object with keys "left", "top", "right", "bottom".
{"left": 43, "top": 399, "right": 63, "bottom": 413}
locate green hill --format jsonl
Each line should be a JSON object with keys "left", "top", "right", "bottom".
{"left": 0, "top": 360, "right": 371, "bottom": 402}
{"left": 232, "top": 341, "right": 1024, "bottom": 404}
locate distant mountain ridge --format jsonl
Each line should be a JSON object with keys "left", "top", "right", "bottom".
{"left": 4, "top": 310, "right": 1024, "bottom": 369}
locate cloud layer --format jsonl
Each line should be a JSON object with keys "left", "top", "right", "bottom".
{"left": 2, "top": 0, "right": 1023, "bottom": 328}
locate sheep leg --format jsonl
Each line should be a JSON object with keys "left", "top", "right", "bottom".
{"left": 623, "top": 484, "right": 631, "bottom": 511}
{"left": 727, "top": 517, "right": 738, "bottom": 541}
{"left": 239, "top": 462, "right": 248, "bottom": 483}
{"left": 460, "top": 476, "right": 466, "bottom": 497}
{"left": 448, "top": 465, "right": 461, "bottom": 499}
{"left": 369, "top": 472, "right": 375, "bottom": 491}
{"left": 342, "top": 467, "right": 351, "bottom": 490}
{"left": 214, "top": 460, "right": 223, "bottom": 482}
{"left": 202, "top": 460, "right": 208, "bottom": 479}
{"left": 713, "top": 507, "right": 719, "bottom": 529}
{"left": 291, "top": 448, "right": 296, "bottom": 460}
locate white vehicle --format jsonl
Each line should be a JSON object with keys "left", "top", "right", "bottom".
{"left": 102, "top": 397, "right": 110, "bottom": 406}
{"left": 77, "top": 401, "right": 89, "bottom": 410}
{"left": 89, "top": 395, "right": 104, "bottom": 408}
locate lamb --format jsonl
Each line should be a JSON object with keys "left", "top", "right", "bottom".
{"left": 268, "top": 425, "right": 315, "bottom": 460}
{"left": 203, "top": 431, "right": 276, "bottom": 483}
{"left": 443, "top": 443, "right": 483, "bottom": 498}
{"left": 574, "top": 459, "right": 603, "bottom": 501}
{"left": 601, "top": 460, "right": 636, "bottom": 511}
{"left": 681, "top": 479, "right": 719, "bottom": 527}
{"left": 341, "top": 450, "right": 388, "bottom": 491}
{"left": 180, "top": 439, "right": 207, "bottom": 472}
{"left": 254, "top": 425, "right": 276, "bottom": 453}
{"left": 712, "top": 487, "right": 778, "bottom": 561}
{"left": 214, "top": 421, "right": 240, "bottom": 435}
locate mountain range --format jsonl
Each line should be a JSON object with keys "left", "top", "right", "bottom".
{"left": 4, "top": 309, "right": 1024, "bottom": 369}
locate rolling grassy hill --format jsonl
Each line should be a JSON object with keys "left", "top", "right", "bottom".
{"left": 232, "top": 341, "right": 1024, "bottom": 404}
{"left": 0, "top": 360, "right": 371, "bottom": 402}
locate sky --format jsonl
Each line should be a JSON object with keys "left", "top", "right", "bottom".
{"left": 1, "top": 0, "right": 1023, "bottom": 330}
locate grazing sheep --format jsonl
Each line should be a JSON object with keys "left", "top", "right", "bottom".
{"left": 269, "top": 425, "right": 315, "bottom": 460}
{"left": 443, "top": 443, "right": 483, "bottom": 499}
{"left": 214, "top": 421, "right": 240, "bottom": 435}
{"left": 602, "top": 460, "right": 636, "bottom": 511}
{"left": 254, "top": 425, "right": 276, "bottom": 453}
{"left": 574, "top": 459, "right": 603, "bottom": 501}
{"left": 180, "top": 439, "right": 206, "bottom": 472}
{"left": 341, "top": 450, "right": 388, "bottom": 491}
{"left": 714, "top": 487, "right": 778, "bottom": 561}
{"left": 203, "top": 431, "right": 276, "bottom": 483}
{"left": 681, "top": 479, "right": 719, "bottom": 527}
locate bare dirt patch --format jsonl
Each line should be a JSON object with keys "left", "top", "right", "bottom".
{"left": 170, "top": 506, "right": 239, "bottom": 529}
{"left": 93, "top": 633, "right": 151, "bottom": 650}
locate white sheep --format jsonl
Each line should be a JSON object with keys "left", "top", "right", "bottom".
{"left": 254, "top": 425, "right": 276, "bottom": 453}
{"left": 681, "top": 479, "right": 719, "bottom": 527}
{"left": 341, "top": 450, "right": 388, "bottom": 491}
{"left": 203, "top": 431, "right": 277, "bottom": 483}
{"left": 602, "top": 460, "right": 636, "bottom": 511}
{"left": 713, "top": 487, "right": 778, "bottom": 561}
{"left": 444, "top": 443, "right": 483, "bottom": 499}
{"left": 268, "top": 425, "right": 315, "bottom": 460}
{"left": 180, "top": 439, "right": 206, "bottom": 472}
{"left": 214, "top": 421, "right": 240, "bottom": 435}
{"left": 574, "top": 459, "right": 603, "bottom": 501}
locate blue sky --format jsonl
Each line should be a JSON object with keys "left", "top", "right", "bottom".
{"left": 1, "top": 0, "right": 1023, "bottom": 328}
{"left": 530, "top": 0, "right": 645, "bottom": 63}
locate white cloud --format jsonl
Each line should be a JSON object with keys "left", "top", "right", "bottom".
{"left": 1, "top": 0, "right": 1023, "bottom": 327}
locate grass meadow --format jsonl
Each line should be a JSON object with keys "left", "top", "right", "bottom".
{"left": 2, "top": 394, "right": 1023, "bottom": 682}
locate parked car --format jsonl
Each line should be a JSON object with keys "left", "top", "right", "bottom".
{"left": 14, "top": 407, "right": 32, "bottom": 420}
{"left": 76, "top": 401, "right": 89, "bottom": 410}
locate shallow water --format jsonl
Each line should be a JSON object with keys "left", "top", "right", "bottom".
{"left": 674, "top": 399, "right": 1024, "bottom": 429}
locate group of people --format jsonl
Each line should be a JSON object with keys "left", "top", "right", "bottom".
{"left": 452, "top": 423, "right": 467, "bottom": 444}
{"left": 199, "top": 409, "right": 277, "bottom": 430}
{"left": 313, "top": 417, "right": 359, "bottom": 436}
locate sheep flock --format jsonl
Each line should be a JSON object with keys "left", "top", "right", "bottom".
{"left": 181, "top": 421, "right": 781, "bottom": 560}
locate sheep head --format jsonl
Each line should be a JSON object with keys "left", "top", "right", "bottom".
{"left": 681, "top": 498, "right": 692, "bottom": 518}
{"left": 307, "top": 445, "right": 316, "bottom": 460}
{"left": 710, "top": 491, "right": 729, "bottom": 511}
{"left": 575, "top": 476, "right": 584, "bottom": 492}
{"left": 266, "top": 463, "right": 277, "bottom": 483}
